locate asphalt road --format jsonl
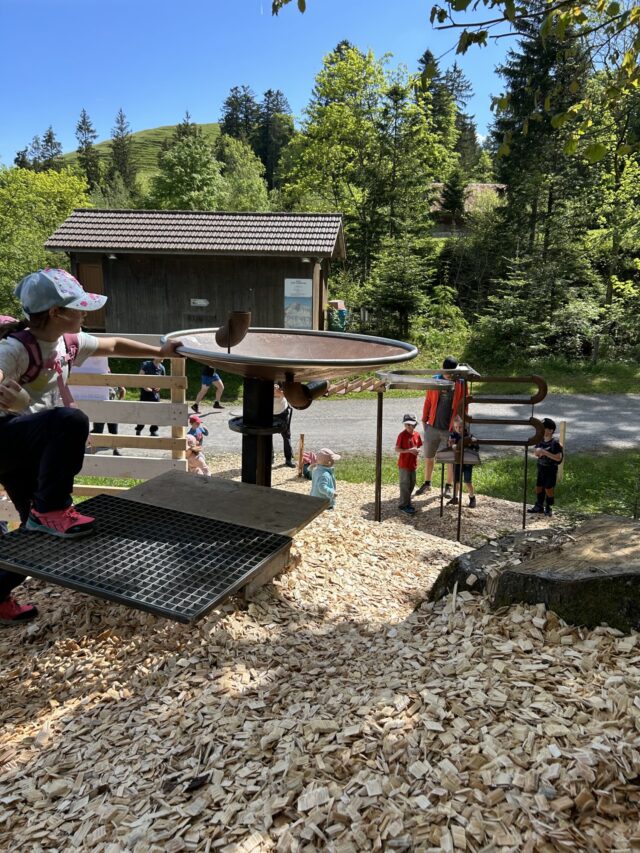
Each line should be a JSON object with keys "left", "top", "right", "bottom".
{"left": 187, "top": 393, "right": 640, "bottom": 458}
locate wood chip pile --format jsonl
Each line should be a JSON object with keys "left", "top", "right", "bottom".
{"left": 1, "top": 460, "right": 639, "bottom": 852}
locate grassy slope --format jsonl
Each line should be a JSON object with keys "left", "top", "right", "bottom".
{"left": 62, "top": 123, "right": 220, "bottom": 179}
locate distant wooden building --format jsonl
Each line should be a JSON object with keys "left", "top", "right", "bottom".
{"left": 430, "top": 183, "right": 506, "bottom": 238}
{"left": 45, "top": 210, "right": 346, "bottom": 333}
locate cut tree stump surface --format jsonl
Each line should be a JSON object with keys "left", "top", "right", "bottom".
{"left": 429, "top": 526, "right": 573, "bottom": 601}
{"left": 492, "top": 515, "right": 640, "bottom": 632}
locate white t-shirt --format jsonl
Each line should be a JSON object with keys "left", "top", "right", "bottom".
{"left": 0, "top": 331, "right": 99, "bottom": 416}
{"left": 73, "top": 354, "right": 111, "bottom": 402}
{"left": 273, "top": 393, "right": 290, "bottom": 416}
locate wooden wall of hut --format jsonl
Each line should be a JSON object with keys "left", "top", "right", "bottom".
{"left": 72, "top": 253, "right": 328, "bottom": 334}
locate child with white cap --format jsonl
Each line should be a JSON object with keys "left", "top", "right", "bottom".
{"left": 396, "top": 413, "right": 422, "bottom": 515}
{"left": 0, "top": 269, "right": 183, "bottom": 624}
{"left": 310, "top": 447, "right": 340, "bottom": 509}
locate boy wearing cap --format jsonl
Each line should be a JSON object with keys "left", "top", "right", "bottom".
{"left": 528, "top": 417, "right": 563, "bottom": 517}
{"left": 0, "top": 269, "right": 182, "bottom": 624}
{"left": 187, "top": 414, "right": 209, "bottom": 447}
{"left": 416, "top": 356, "right": 465, "bottom": 498}
{"left": 310, "top": 448, "right": 340, "bottom": 509}
{"left": 396, "top": 414, "right": 422, "bottom": 515}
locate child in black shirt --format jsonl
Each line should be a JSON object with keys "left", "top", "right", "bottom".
{"left": 528, "top": 417, "right": 564, "bottom": 517}
{"left": 447, "top": 415, "right": 479, "bottom": 508}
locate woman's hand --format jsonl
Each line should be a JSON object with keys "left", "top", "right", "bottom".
{"left": 0, "top": 379, "right": 31, "bottom": 412}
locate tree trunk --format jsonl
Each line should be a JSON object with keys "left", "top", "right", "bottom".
{"left": 491, "top": 516, "right": 640, "bottom": 633}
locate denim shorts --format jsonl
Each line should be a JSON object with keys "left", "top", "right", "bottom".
{"left": 201, "top": 372, "right": 221, "bottom": 386}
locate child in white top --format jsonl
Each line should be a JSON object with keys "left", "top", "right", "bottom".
{"left": 0, "top": 269, "right": 183, "bottom": 625}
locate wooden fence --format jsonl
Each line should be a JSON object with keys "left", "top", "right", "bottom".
{"left": 1, "top": 334, "right": 187, "bottom": 524}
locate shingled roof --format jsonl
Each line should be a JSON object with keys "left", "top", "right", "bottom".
{"left": 46, "top": 209, "right": 346, "bottom": 259}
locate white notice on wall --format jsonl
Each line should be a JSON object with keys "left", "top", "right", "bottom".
{"left": 190, "top": 298, "right": 210, "bottom": 307}
{"left": 284, "top": 278, "right": 313, "bottom": 329}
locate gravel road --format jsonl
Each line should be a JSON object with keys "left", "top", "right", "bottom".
{"left": 181, "top": 393, "right": 639, "bottom": 458}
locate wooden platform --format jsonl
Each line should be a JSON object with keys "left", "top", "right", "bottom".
{"left": 121, "top": 471, "right": 328, "bottom": 598}
{"left": 121, "top": 470, "right": 328, "bottom": 537}
{"left": 0, "top": 474, "right": 328, "bottom": 619}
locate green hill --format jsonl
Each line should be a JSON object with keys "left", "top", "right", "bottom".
{"left": 63, "top": 122, "right": 220, "bottom": 177}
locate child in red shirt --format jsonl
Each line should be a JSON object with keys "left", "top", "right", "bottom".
{"left": 395, "top": 413, "right": 422, "bottom": 515}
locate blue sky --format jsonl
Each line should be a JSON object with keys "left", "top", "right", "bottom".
{"left": 0, "top": 0, "right": 508, "bottom": 166}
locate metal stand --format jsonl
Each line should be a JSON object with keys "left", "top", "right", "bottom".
{"left": 374, "top": 391, "right": 383, "bottom": 522}
{"left": 241, "top": 377, "right": 277, "bottom": 487}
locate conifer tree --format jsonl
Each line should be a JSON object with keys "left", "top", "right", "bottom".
{"left": 492, "top": 21, "right": 592, "bottom": 263}
{"left": 220, "top": 86, "right": 260, "bottom": 142}
{"left": 40, "top": 127, "right": 63, "bottom": 171}
{"left": 108, "top": 108, "right": 137, "bottom": 192}
{"left": 76, "top": 109, "right": 101, "bottom": 190}
{"left": 440, "top": 168, "right": 467, "bottom": 225}
{"left": 253, "top": 89, "right": 294, "bottom": 189}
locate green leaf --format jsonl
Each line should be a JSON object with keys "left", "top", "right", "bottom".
{"left": 564, "top": 136, "right": 579, "bottom": 155}
{"left": 457, "top": 31, "right": 470, "bottom": 53}
{"left": 504, "top": 0, "right": 516, "bottom": 21}
{"left": 297, "top": 0, "right": 306, "bottom": 10}
{"left": 551, "top": 112, "right": 569, "bottom": 129}
{"left": 497, "top": 142, "right": 511, "bottom": 158}
{"left": 606, "top": 1, "right": 621, "bottom": 15}
{"left": 583, "top": 142, "right": 608, "bottom": 163}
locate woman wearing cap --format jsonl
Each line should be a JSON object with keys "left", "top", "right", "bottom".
{"left": 0, "top": 268, "right": 182, "bottom": 625}
{"left": 310, "top": 448, "right": 340, "bottom": 509}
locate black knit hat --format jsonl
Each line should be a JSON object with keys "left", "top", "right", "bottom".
{"left": 442, "top": 356, "right": 458, "bottom": 370}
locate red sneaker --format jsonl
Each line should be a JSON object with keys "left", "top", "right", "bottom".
{"left": 0, "top": 596, "right": 38, "bottom": 624}
{"left": 26, "top": 505, "right": 96, "bottom": 539}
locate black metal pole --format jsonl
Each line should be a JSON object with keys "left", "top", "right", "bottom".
{"left": 242, "top": 377, "right": 274, "bottom": 486}
{"left": 523, "top": 444, "right": 529, "bottom": 529}
{"left": 374, "top": 390, "right": 383, "bottom": 522}
{"left": 456, "top": 378, "right": 467, "bottom": 542}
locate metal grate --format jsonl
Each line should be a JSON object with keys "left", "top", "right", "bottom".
{"left": 0, "top": 495, "right": 291, "bottom": 623}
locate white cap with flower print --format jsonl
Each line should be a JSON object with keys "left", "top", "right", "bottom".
{"left": 15, "top": 268, "right": 107, "bottom": 316}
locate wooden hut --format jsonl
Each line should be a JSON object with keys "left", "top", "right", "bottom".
{"left": 45, "top": 210, "right": 346, "bottom": 333}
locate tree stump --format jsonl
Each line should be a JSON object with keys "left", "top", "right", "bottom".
{"left": 429, "top": 527, "right": 566, "bottom": 601}
{"left": 491, "top": 515, "right": 640, "bottom": 633}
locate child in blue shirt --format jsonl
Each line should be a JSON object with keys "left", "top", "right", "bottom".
{"left": 310, "top": 448, "right": 340, "bottom": 509}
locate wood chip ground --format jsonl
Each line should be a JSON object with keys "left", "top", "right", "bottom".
{"left": 1, "top": 456, "right": 639, "bottom": 852}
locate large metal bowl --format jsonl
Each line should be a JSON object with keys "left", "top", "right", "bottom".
{"left": 163, "top": 327, "right": 418, "bottom": 383}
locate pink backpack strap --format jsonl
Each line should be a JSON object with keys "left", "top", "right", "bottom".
{"left": 8, "top": 330, "right": 42, "bottom": 385}
{"left": 62, "top": 333, "right": 80, "bottom": 366}
{"left": 9, "top": 330, "right": 80, "bottom": 408}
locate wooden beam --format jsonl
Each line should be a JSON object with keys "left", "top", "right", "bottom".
{"left": 70, "top": 373, "right": 187, "bottom": 390}
{"left": 80, "top": 456, "right": 187, "bottom": 479}
{"left": 88, "top": 434, "right": 186, "bottom": 451}
{"left": 78, "top": 400, "right": 188, "bottom": 426}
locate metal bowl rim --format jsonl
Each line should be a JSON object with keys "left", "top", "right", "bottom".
{"left": 162, "top": 327, "right": 418, "bottom": 368}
